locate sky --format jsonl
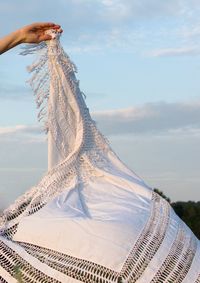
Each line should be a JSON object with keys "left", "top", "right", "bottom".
{"left": 0, "top": 0, "right": 200, "bottom": 208}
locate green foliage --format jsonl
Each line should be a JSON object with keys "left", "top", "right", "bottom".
{"left": 153, "top": 188, "right": 171, "bottom": 203}
{"left": 14, "top": 265, "right": 23, "bottom": 283}
{"left": 154, "top": 188, "right": 200, "bottom": 240}
{"left": 172, "top": 201, "right": 200, "bottom": 239}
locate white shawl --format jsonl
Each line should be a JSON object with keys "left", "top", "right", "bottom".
{"left": 0, "top": 31, "right": 199, "bottom": 283}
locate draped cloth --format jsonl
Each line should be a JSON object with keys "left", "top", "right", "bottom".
{"left": 0, "top": 31, "right": 200, "bottom": 283}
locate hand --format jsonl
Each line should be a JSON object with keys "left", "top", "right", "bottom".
{"left": 0, "top": 22, "right": 63, "bottom": 55}
{"left": 19, "top": 22, "right": 63, "bottom": 44}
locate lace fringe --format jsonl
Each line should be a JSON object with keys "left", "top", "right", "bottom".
{"left": 20, "top": 39, "right": 86, "bottom": 134}
{"left": 20, "top": 42, "right": 50, "bottom": 132}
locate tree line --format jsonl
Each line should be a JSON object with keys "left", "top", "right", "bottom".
{"left": 154, "top": 188, "right": 200, "bottom": 239}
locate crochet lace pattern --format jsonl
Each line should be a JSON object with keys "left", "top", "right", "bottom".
{"left": 0, "top": 31, "right": 199, "bottom": 283}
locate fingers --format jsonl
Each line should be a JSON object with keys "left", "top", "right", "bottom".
{"left": 57, "top": 28, "right": 63, "bottom": 33}
{"left": 39, "top": 23, "right": 63, "bottom": 33}
{"left": 37, "top": 22, "right": 59, "bottom": 28}
{"left": 40, "top": 34, "right": 52, "bottom": 42}
{"left": 30, "top": 22, "right": 62, "bottom": 31}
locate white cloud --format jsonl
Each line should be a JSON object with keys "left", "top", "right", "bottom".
{"left": 100, "top": 0, "right": 183, "bottom": 20}
{"left": 93, "top": 101, "right": 200, "bottom": 136}
{"left": 100, "top": 0, "right": 132, "bottom": 22}
{"left": 0, "top": 125, "right": 38, "bottom": 135}
{"left": 2, "top": 100, "right": 200, "bottom": 141}
{"left": 0, "top": 125, "right": 44, "bottom": 143}
{"left": 181, "top": 26, "right": 200, "bottom": 38}
{"left": 0, "top": 101, "right": 200, "bottom": 205}
{"left": 147, "top": 46, "right": 200, "bottom": 57}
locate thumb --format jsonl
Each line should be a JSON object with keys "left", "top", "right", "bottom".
{"left": 41, "top": 34, "right": 52, "bottom": 41}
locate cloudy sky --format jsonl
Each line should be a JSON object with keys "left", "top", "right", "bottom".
{"left": 0, "top": 0, "right": 200, "bottom": 208}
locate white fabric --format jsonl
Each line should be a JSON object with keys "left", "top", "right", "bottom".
{"left": 0, "top": 236, "right": 81, "bottom": 283}
{"left": 0, "top": 31, "right": 200, "bottom": 283}
{"left": 14, "top": 175, "right": 151, "bottom": 271}
{"left": 12, "top": 33, "right": 152, "bottom": 271}
{"left": 0, "top": 265, "right": 17, "bottom": 283}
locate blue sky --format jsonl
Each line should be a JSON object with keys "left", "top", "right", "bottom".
{"left": 0, "top": 0, "right": 200, "bottom": 207}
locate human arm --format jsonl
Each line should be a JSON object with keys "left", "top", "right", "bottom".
{"left": 0, "top": 22, "right": 62, "bottom": 55}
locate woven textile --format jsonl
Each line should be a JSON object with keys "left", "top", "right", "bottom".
{"left": 0, "top": 31, "right": 199, "bottom": 283}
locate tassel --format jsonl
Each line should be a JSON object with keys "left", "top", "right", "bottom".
{"left": 20, "top": 41, "right": 50, "bottom": 132}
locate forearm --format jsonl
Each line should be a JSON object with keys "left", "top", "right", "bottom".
{"left": 0, "top": 29, "right": 22, "bottom": 55}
